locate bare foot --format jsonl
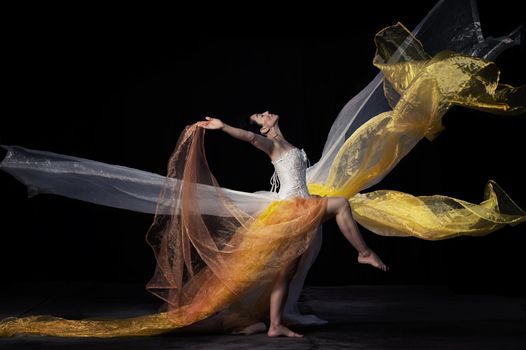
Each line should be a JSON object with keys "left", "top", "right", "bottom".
{"left": 267, "top": 324, "right": 304, "bottom": 338}
{"left": 358, "top": 249, "right": 389, "bottom": 271}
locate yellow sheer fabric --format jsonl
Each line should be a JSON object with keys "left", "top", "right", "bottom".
{"left": 350, "top": 180, "right": 525, "bottom": 240}
{"left": 306, "top": 23, "right": 525, "bottom": 238}
{"left": 0, "top": 23, "right": 524, "bottom": 338}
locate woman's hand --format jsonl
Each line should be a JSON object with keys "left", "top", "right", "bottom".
{"left": 197, "top": 116, "right": 225, "bottom": 130}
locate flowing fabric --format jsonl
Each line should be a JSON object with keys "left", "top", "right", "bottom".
{"left": 308, "top": 23, "right": 526, "bottom": 238}
{"left": 1, "top": 0, "right": 525, "bottom": 338}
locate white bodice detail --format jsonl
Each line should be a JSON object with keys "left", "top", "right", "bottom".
{"left": 270, "top": 147, "right": 311, "bottom": 199}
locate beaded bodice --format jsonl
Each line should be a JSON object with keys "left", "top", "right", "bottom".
{"left": 270, "top": 147, "right": 311, "bottom": 199}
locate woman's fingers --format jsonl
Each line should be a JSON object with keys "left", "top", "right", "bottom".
{"left": 198, "top": 117, "right": 216, "bottom": 128}
{"left": 197, "top": 119, "right": 213, "bottom": 128}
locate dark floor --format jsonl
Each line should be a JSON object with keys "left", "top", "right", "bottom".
{"left": 0, "top": 281, "right": 525, "bottom": 349}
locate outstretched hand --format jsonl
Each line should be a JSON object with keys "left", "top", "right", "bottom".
{"left": 197, "top": 116, "right": 225, "bottom": 130}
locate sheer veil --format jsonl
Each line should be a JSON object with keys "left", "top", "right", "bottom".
{"left": 1, "top": 0, "right": 525, "bottom": 334}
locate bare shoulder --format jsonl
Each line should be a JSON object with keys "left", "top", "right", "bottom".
{"left": 248, "top": 132, "right": 274, "bottom": 155}
{"left": 248, "top": 133, "right": 296, "bottom": 161}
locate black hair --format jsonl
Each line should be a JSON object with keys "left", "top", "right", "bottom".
{"left": 238, "top": 114, "right": 262, "bottom": 134}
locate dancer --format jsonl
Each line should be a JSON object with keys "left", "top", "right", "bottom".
{"left": 0, "top": 0, "right": 524, "bottom": 338}
{"left": 196, "top": 112, "right": 389, "bottom": 337}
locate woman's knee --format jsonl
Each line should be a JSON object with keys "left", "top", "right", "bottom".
{"left": 323, "top": 196, "right": 348, "bottom": 222}
{"left": 332, "top": 196, "right": 350, "bottom": 215}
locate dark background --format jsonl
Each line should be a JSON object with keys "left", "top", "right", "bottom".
{"left": 1, "top": 1, "right": 524, "bottom": 296}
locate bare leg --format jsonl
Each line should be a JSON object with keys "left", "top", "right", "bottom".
{"left": 267, "top": 257, "right": 304, "bottom": 338}
{"left": 324, "top": 197, "right": 389, "bottom": 271}
{"left": 268, "top": 196, "right": 388, "bottom": 338}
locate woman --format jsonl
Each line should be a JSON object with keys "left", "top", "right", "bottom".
{"left": 197, "top": 112, "right": 389, "bottom": 337}
{"left": 1, "top": 1, "right": 524, "bottom": 338}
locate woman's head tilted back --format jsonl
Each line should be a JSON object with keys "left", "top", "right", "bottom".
{"left": 245, "top": 111, "right": 279, "bottom": 137}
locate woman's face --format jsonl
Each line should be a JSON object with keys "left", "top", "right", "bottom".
{"left": 249, "top": 111, "right": 279, "bottom": 132}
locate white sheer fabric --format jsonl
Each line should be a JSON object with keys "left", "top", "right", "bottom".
{"left": 0, "top": 0, "right": 522, "bottom": 327}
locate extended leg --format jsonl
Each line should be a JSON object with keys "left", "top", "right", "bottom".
{"left": 323, "top": 196, "right": 389, "bottom": 271}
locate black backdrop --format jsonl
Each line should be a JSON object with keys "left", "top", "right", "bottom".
{"left": 1, "top": 0, "right": 524, "bottom": 296}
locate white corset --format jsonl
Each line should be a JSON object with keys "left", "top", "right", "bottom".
{"left": 270, "top": 147, "right": 311, "bottom": 199}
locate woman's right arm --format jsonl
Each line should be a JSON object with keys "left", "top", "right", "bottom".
{"left": 221, "top": 123, "right": 253, "bottom": 142}
{"left": 197, "top": 117, "right": 273, "bottom": 155}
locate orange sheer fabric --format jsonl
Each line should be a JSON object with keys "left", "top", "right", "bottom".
{"left": 0, "top": 124, "right": 327, "bottom": 337}
{"left": 145, "top": 123, "right": 328, "bottom": 328}
{"left": 1, "top": 20, "right": 524, "bottom": 338}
